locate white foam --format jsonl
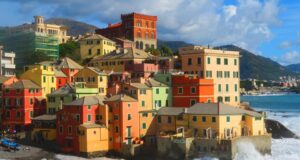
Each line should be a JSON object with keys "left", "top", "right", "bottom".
{"left": 234, "top": 141, "right": 265, "bottom": 160}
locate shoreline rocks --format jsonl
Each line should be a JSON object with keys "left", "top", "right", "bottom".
{"left": 265, "top": 119, "right": 300, "bottom": 139}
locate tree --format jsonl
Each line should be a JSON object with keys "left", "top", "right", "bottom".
{"left": 26, "top": 50, "right": 53, "bottom": 65}
{"left": 145, "top": 47, "right": 161, "bottom": 56}
{"left": 160, "top": 45, "right": 173, "bottom": 57}
{"left": 59, "top": 40, "right": 81, "bottom": 62}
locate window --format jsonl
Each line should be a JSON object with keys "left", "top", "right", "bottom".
{"left": 30, "top": 98, "right": 34, "bottom": 105}
{"left": 100, "top": 76, "right": 103, "bottom": 82}
{"left": 128, "top": 114, "right": 131, "bottom": 120}
{"left": 158, "top": 116, "right": 161, "bottom": 123}
{"left": 217, "top": 58, "right": 221, "bottom": 65}
{"left": 52, "top": 77, "right": 54, "bottom": 83}
{"left": 191, "top": 87, "right": 196, "bottom": 94}
{"left": 5, "top": 89, "right": 9, "bottom": 93}
{"left": 202, "top": 116, "right": 206, "bottom": 122}
{"left": 88, "top": 49, "right": 92, "bottom": 55}
{"left": 30, "top": 111, "right": 33, "bottom": 118}
{"left": 218, "top": 84, "right": 222, "bottom": 92}
{"left": 207, "top": 57, "right": 211, "bottom": 64}
{"left": 16, "top": 111, "right": 21, "bottom": 118}
{"left": 235, "top": 84, "right": 238, "bottom": 92}
{"left": 226, "top": 84, "right": 229, "bottom": 92}
{"left": 97, "top": 49, "right": 100, "bottom": 55}
{"left": 177, "top": 115, "right": 183, "bottom": 121}
{"left": 88, "top": 105, "right": 91, "bottom": 110}
{"left": 115, "top": 126, "right": 119, "bottom": 133}
{"left": 190, "top": 99, "right": 196, "bottom": 106}
{"left": 242, "top": 115, "right": 246, "bottom": 121}
{"left": 235, "top": 96, "right": 238, "bottom": 102}
{"left": 114, "top": 115, "right": 119, "bottom": 120}
{"left": 145, "top": 32, "right": 149, "bottom": 39}
{"left": 76, "top": 115, "right": 80, "bottom": 122}
{"left": 224, "top": 58, "right": 228, "bottom": 65}
{"left": 178, "top": 87, "right": 183, "bottom": 94}
{"left": 59, "top": 126, "right": 63, "bottom": 133}
{"left": 225, "top": 97, "right": 230, "bottom": 102}
{"left": 88, "top": 114, "right": 91, "bottom": 121}
{"left": 212, "top": 116, "right": 216, "bottom": 123}
{"left": 141, "top": 100, "right": 145, "bottom": 107}
{"left": 197, "top": 57, "right": 201, "bottom": 64}
{"left": 234, "top": 59, "right": 237, "bottom": 65}
{"left": 16, "top": 89, "right": 20, "bottom": 94}
{"left": 166, "top": 88, "right": 169, "bottom": 94}
{"left": 142, "top": 123, "right": 147, "bottom": 129}
{"left": 188, "top": 58, "right": 192, "bottom": 65}
{"left": 167, "top": 116, "right": 172, "bottom": 123}
{"left": 255, "top": 117, "right": 262, "bottom": 121}
{"left": 206, "top": 71, "right": 212, "bottom": 78}
{"left": 166, "top": 77, "right": 170, "bottom": 82}
{"left": 140, "top": 89, "right": 146, "bottom": 94}
{"left": 99, "top": 88, "right": 104, "bottom": 93}
{"left": 166, "top": 100, "right": 169, "bottom": 106}
{"left": 226, "top": 116, "right": 230, "bottom": 122}
{"left": 43, "top": 76, "right": 46, "bottom": 83}
{"left": 192, "top": 116, "right": 197, "bottom": 122}
{"left": 156, "top": 88, "right": 159, "bottom": 94}
{"left": 142, "top": 113, "right": 148, "bottom": 117}
{"left": 43, "top": 65, "right": 47, "bottom": 70}
{"left": 96, "top": 115, "right": 100, "bottom": 121}
{"left": 16, "top": 99, "right": 21, "bottom": 106}
{"left": 128, "top": 103, "right": 131, "bottom": 107}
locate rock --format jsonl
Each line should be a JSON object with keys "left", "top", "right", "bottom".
{"left": 265, "top": 119, "right": 300, "bottom": 139}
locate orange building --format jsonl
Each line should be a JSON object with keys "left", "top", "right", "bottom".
{"left": 172, "top": 74, "right": 214, "bottom": 107}
{"left": 104, "top": 94, "right": 140, "bottom": 151}
{"left": 96, "top": 12, "right": 157, "bottom": 49}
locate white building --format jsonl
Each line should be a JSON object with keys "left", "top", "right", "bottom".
{"left": 0, "top": 46, "right": 15, "bottom": 77}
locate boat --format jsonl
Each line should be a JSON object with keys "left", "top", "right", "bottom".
{"left": 0, "top": 138, "right": 20, "bottom": 150}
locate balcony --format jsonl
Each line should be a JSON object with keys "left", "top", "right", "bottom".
{"left": 2, "top": 63, "right": 16, "bottom": 69}
{"left": 3, "top": 52, "right": 15, "bottom": 58}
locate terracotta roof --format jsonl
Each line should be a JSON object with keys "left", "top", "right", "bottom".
{"left": 107, "top": 22, "right": 122, "bottom": 28}
{"left": 6, "top": 80, "right": 40, "bottom": 89}
{"left": 130, "top": 83, "right": 150, "bottom": 89}
{"left": 48, "top": 84, "right": 74, "bottom": 96}
{"left": 91, "top": 48, "right": 154, "bottom": 61}
{"left": 54, "top": 68, "right": 67, "bottom": 77}
{"left": 104, "top": 94, "right": 137, "bottom": 102}
{"left": 87, "top": 67, "right": 107, "bottom": 75}
{"left": 64, "top": 96, "right": 106, "bottom": 106}
{"left": 80, "top": 123, "right": 106, "bottom": 129}
{"left": 59, "top": 57, "right": 83, "bottom": 69}
{"left": 186, "top": 103, "right": 263, "bottom": 117}
{"left": 81, "top": 34, "right": 115, "bottom": 42}
{"left": 32, "top": 114, "right": 56, "bottom": 121}
{"left": 146, "top": 78, "right": 168, "bottom": 87}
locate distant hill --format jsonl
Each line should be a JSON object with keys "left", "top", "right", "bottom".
{"left": 286, "top": 63, "right": 300, "bottom": 73}
{"left": 157, "top": 40, "right": 192, "bottom": 53}
{"left": 216, "top": 45, "right": 299, "bottom": 80}
{"left": 46, "top": 18, "right": 98, "bottom": 36}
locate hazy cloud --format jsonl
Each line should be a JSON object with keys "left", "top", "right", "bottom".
{"left": 3, "top": 0, "right": 280, "bottom": 51}
{"left": 275, "top": 51, "right": 300, "bottom": 65}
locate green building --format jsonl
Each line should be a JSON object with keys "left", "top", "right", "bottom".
{"left": 46, "top": 83, "right": 99, "bottom": 114}
{"left": 0, "top": 30, "right": 59, "bottom": 68}
{"left": 146, "top": 78, "right": 172, "bottom": 110}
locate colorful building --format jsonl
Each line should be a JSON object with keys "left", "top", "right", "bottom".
{"left": 146, "top": 78, "right": 171, "bottom": 110}
{"left": 31, "top": 114, "right": 56, "bottom": 141}
{"left": 179, "top": 46, "right": 240, "bottom": 106}
{"left": 0, "top": 76, "right": 18, "bottom": 122}
{"left": 104, "top": 94, "right": 140, "bottom": 151}
{"left": 1, "top": 80, "right": 46, "bottom": 131}
{"left": 57, "top": 57, "right": 83, "bottom": 84}
{"left": 74, "top": 67, "right": 108, "bottom": 95}
{"left": 96, "top": 12, "right": 157, "bottom": 50}
{"left": 54, "top": 68, "right": 68, "bottom": 89}
{"left": 0, "top": 46, "right": 16, "bottom": 77}
{"left": 172, "top": 74, "right": 214, "bottom": 107}
{"left": 157, "top": 103, "right": 266, "bottom": 139}
{"left": 56, "top": 96, "right": 108, "bottom": 155}
{"left": 79, "top": 34, "right": 116, "bottom": 59}
{"left": 21, "top": 62, "right": 56, "bottom": 97}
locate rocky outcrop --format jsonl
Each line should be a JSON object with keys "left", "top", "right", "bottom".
{"left": 265, "top": 119, "right": 299, "bottom": 139}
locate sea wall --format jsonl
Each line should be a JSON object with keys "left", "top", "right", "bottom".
{"left": 157, "top": 135, "right": 271, "bottom": 160}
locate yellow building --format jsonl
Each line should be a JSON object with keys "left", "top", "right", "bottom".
{"left": 157, "top": 103, "right": 266, "bottom": 139}
{"left": 78, "top": 123, "right": 109, "bottom": 156}
{"left": 74, "top": 67, "right": 108, "bottom": 95}
{"left": 21, "top": 62, "right": 56, "bottom": 97}
{"left": 179, "top": 46, "right": 240, "bottom": 106}
{"left": 79, "top": 34, "right": 116, "bottom": 59}
{"left": 34, "top": 16, "right": 70, "bottom": 44}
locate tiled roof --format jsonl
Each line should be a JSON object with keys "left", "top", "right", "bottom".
{"left": 81, "top": 34, "right": 115, "bottom": 42}
{"left": 7, "top": 80, "right": 40, "bottom": 89}
{"left": 32, "top": 114, "right": 56, "bottom": 121}
{"left": 91, "top": 48, "right": 154, "bottom": 61}
{"left": 87, "top": 67, "right": 107, "bottom": 75}
{"left": 186, "top": 103, "right": 263, "bottom": 117}
{"left": 59, "top": 57, "right": 83, "bottom": 69}
{"left": 48, "top": 84, "right": 74, "bottom": 96}
{"left": 157, "top": 107, "right": 185, "bottom": 116}
{"left": 146, "top": 78, "right": 168, "bottom": 87}
{"left": 54, "top": 68, "right": 67, "bottom": 77}
{"left": 64, "top": 96, "right": 106, "bottom": 106}
{"left": 104, "top": 94, "right": 137, "bottom": 102}
{"left": 130, "top": 83, "right": 150, "bottom": 89}
{"left": 0, "top": 76, "right": 10, "bottom": 83}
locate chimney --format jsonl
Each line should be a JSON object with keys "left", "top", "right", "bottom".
{"left": 184, "top": 108, "right": 188, "bottom": 113}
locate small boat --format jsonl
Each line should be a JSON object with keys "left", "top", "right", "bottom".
{"left": 1, "top": 138, "right": 19, "bottom": 150}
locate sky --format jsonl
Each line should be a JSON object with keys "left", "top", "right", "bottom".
{"left": 0, "top": 0, "right": 300, "bottom": 65}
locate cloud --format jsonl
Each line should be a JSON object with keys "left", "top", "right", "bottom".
{"left": 275, "top": 51, "right": 300, "bottom": 65}
{"left": 2, "top": 0, "right": 280, "bottom": 51}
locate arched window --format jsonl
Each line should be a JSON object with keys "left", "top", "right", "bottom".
{"left": 135, "top": 41, "right": 139, "bottom": 49}
{"left": 151, "top": 32, "right": 155, "bottom": 39}
{"left": 139, "top": 41, "right": 144, "bottom": 50}
{"left": 151, "top": 22, "right": 154, "bottom": 28}
{"left": 145, "top": 32, "right": 149, "bottom": 39}
{"left": 217, "top": 96, "right": 223, "bottom": 103}
{"left": 137, "top": 31, "right": 141, "bottom": 38}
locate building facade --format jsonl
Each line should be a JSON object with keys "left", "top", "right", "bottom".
{"left": 0, "top": 46, "right": 15, "bottom": 77}
{"left": 179, "top": 46, "right": 240, "bottom": 106}
{"left": 95, "top": 12, "right": 157, "bottom": 50}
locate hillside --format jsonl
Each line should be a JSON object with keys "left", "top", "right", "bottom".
{"left": 286, "top": 63, "right": 300, "bottom": 73}
{"left": 216, "top": 45, "right": 299, "bottom": 80}
{"left": 157, "top": 40, "right": 192, "bottom": 53}
{"left": 45, "top": 18, "right": 98, "bottom": 36}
